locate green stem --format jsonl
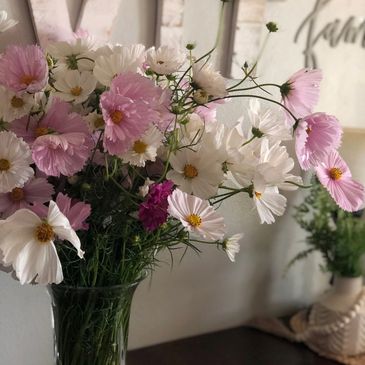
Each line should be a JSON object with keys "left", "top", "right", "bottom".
{"left": 229, "top": 83, "right": 282, "bottom": 92}
{"left": 241, "top": 135, "right": 256, "bottom": 147}
{"left": 227, "top": 63, "right": 257, "bottom": 91}
{"left": 76, "top": 56, "right": 95, "bottom": 63}
{"left": 110, "top": 177, "right": 141, "bottom": 204}
{"left": 285, "top": 180, "right": 312, "bottom": 189}
{"left": 210, "top": 94, "right": 299, "bottom": 126}
{"left": 174, "top": 0, "right": 227, "bottom": 91}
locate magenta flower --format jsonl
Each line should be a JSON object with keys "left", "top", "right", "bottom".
{"left": 100, "top": 72, "right": 164, "bottom": 155}
{"left": 138, "top": 180, "right": 174, "bottom": 231}
{"left": 55, "top": 193, "right": 91, "bottom": 231}
{"left": 0, "top": 178, "right": 54, "bottom": 218}
{"left": 11, "top": 98, "right": 93, "bottom": 177}
{"left": 0, "top": 45, "right": 48, "bottom": 93}
{"left": 316, "top": 150, "right": 365, "bottom": 212}
{"left": 295, "top": 113, "right": 342, "bottom": 170}
{"left": 281, "top": 68, "right": 322, "bottom": 126}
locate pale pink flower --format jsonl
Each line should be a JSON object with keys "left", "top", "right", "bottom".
{"left": 167, "top": 189, "right": 226, "bottom": 241}
{"left": 281, "top": 68, "right": 322, "bottom": 125}
{"left": 11, "top": 98, "right": 93, "bottom": 176}
{"left": 0, "top": 178, "right": 53, "bottom": 218}
{"left": 55, "top": 193, "right": 91, "bottom": 231}
{"left": 29, "top": 193, "right": 91, "bottom": 231}
{"left": 152, "top": 89, "right": 175, "bottom": 132}
{"left": 10, "top": 115, "right": 38, "bottom": 144}
{"left": 0, "top": 45, "right": 48, "bottom": 93}
{"left": 100, "top": 72, "right": 162, "bottom": 155}
{"left": 316, "top": 150, "right": 365, "bottom": 212}
{"left": 295, "top": 113, "right": 342, "bottom": 170}
{"left": 195, "top": 99, "right": 226, "bottom": 123}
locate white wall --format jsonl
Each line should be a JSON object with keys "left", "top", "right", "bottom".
{"left": 1, "top": 0, "right": 361, "bottom": 364}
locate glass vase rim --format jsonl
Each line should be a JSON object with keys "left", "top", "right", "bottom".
{"left": 48, "top": 271, "right": 148, "bottom": 291}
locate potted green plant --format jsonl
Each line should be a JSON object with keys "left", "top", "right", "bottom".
{"left": 292, "top": 178, "right": 365, "bottom": 356}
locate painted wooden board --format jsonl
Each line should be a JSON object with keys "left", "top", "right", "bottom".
{"left": 230, "top": 0, "right": 266, "bottom": 79}
{"left": 28, "top": 0, "right": 73, "bottom": 47}
{"left": 76, "top": 0, "right": 122, "bottom": 45}
{"left": 28, "top": 0, "right": 121, "bottom": 47}
{"left": 155, "top": 0, "right": 185, "bottom": 47}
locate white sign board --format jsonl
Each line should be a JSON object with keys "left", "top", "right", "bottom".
{"left": 259, "top": 0, "right": 365, "bottom": 130}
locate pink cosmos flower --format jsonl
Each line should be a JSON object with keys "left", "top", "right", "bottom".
{"left": 316, "top": 150, "right": 365, "bottom": 212}
{"left": 295, "top": 113, "right": 342, "bottom": 170}
{"left": 281, "top": 68, "right": 322, "bottom": 126}
{"left": 138, "top": 180, "right": 174, "bottom": 231}
{"left": 30, "top": 193, "right": 91, "bottom": 231}
{"left": 11, "top": 98, "right": 93, "bottom": 177}
{"left": 152, "top": 89, "right": 175, "bottom": 132}
{"left": 0, "top": 178, "right": 54, "bottom": 218}
{"left": 100, "top": 72, "right": 165, "bottom": 155}
{"left": 55, "top": 193, "right": 91, "bottom": 231}
{"left": 195, "top": 98, "right": 226, "bottom": 123}
{"left": 0, "top": 45, "right": 48, "bottom": 93}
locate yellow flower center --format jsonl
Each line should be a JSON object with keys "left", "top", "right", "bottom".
{"left": 94, "top": 117, "right": 105, "bottom": 129}
{"left": 255, "top": 191, "right": 262, "bottom": 199}
{"left": 35, "top": 127, "right": 52, "bottom": 137}
{"left": 20, "top": 74, "right": 35, "bottom": 86}
{"left": 193, "top": 89, "right": 209, "bottom": 104}
{"left": 70, "top": 86, "right": 83, "bottom": 96}
{"left": 110, "top": 110, "right": 124, "bottom": 125}
{"left": 183, "top": 164, "right": 198, "bottom": 179}
{"left": 133, "top": 140, "right": 147, "bottom": 154}
{"left": 329, "top": 167, "right": 343, "bottom": 180}
{"left": 186, "top": 214, "right": 202, "bottom": 228}
{"left": 10, "top": 187, "right": 25, "bottom": 201}
{"left": 34, "top": 222, "right": 54, "bottom": 244}
{"left": 0, "top": 158, "right": 10, "bottom": 171}
{"left": 11, "top": 96, "right": 25, "bottom": 108}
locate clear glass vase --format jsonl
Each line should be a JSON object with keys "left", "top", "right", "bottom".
{"left": 48, "top": 278, "right": 143, "bottom": 365}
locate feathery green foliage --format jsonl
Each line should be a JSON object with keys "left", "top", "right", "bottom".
{"left": 293, "top": 178, "right": 365, "bottom": 277}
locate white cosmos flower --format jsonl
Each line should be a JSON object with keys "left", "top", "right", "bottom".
{"left": 229, "top": 135, "right": 263, "bottom": 188}
{"left": 253, "top": 185, "right": 287, "bottom": 224}
{"left": 192, "top": 61, "right": 227, "bottom": 98}
{"left": 223, "top": 233, "right": 243, "bottom": 262}
{"left": 0, "top": 86, "right": 34, "bottom": 122}
{"left": 85, "top": 110, "right": 105, "bottom": 132}
{"left": 201, "top": 122, "right": 246, "bottom": 174}
{"left": 139, "top": 178, "right": 154, "bottom": 197}
{"left": 167, "top": 189, "right": 226, "bottom": 241}
{"left": 230, "top": 137, "right": 302, "bottom": 190}
{"left": 53, "top": 70, "right": 97, "bottom": 104}
{"left": 0, "top": 201, "right": 84, "bottom": 285}
{"left": 255, "top": 138, "right": 302, "bottom": 190}
{"left": 146, "top": 45, "right": 186, "bottom": 75}
{"left": 121, "top": 126, "right": 163, "bottom": 167}
{"left": 166, "top": 147, "right": 224, "bottom": 199}
{"left": 0, "top": 131, "right": 34, "bottom": 193}
{"left": 178, "top": 113, "right": 206, "bottom": 148}
{"left": 93, "top": 44, "right": 146, "bottom": 86}
{"left": 0, "top": 10, "right": 18, "bottom": 33}
{"left": 247, "top": 99, "right": 291, "bottom": 142}
{"left": 47, "top": 38, "right": 95, "bottom": 72}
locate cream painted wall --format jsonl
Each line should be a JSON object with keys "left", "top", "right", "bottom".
{"left": 0, "top": 0, "right": 357, "bottom": 364}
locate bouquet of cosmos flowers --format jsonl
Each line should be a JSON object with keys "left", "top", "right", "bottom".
{"left": 0, "top": 17, "right": 364, "bottom": 289}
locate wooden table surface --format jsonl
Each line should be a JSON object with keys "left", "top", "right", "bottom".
{"left": 128, "top": 326, "right": 340, "bottom": 365}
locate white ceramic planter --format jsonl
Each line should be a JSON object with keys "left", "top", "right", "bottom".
{"left": 309, "top": 276, "right": 365, "bottom": 356}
